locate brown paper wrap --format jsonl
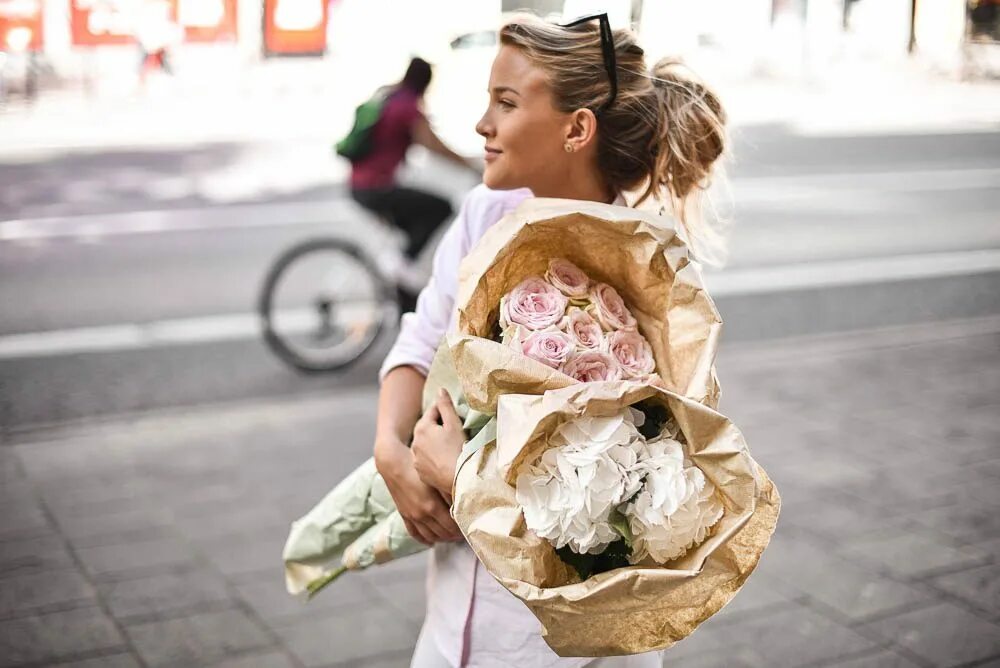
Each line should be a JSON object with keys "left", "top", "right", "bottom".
{"left": 448, "top": 198, "right": 723, "bottom": 415}
{"left": 451, "top": 382, "right": 780, "bottom": 657}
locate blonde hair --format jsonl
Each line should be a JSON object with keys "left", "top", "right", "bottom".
{"left": 499, "top": 14, "right": 731, "bottom": 265}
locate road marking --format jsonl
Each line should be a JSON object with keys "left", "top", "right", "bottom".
{"left": 704, "top": 248, "right": 1000, "bottom": 296}
{"left": 1, "top": 167, "right": 997, "bottom": 242}
{"left": 1, "top": 249, "right": 998, "bottom": 360}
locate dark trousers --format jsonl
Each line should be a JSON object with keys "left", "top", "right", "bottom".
{"left": 350, "top": 186, "right": 453, "bottom": 260}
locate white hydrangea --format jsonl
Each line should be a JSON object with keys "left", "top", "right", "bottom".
{"left": 624, "top": 436, "right": 724, "bottom": 564}
{"left": 515, "top": 409, "right": 646, "bottom": 555}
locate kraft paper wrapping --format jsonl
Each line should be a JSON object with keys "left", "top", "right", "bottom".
{"left": 451, "top": 382, "right": 780, "bottom": 657}
{"left": 448, "top": 198, "right": 722, "bottom": 415}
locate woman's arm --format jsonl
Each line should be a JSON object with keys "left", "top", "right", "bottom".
{"left": 412, "top": 115, "right": 481, "bottom": 174}
{"left": 374, "top": 365, "right": 463, "bottom": 545}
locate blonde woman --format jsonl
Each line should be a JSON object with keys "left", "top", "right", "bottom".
{"left": 373, "top": 13, "right": 728, "bottom": 668}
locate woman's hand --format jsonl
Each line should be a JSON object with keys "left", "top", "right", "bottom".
{"left": 412, "top": 389, "right": 466, "bottom": 504}
{"left": 376, "top": 440, "right": 463, "bottom": 546}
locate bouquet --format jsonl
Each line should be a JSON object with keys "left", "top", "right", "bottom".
{"left": 453, "top": 382, "right": 780, "bottom": 657}
{"left": 282, "top": 198, "right": 761, "bottom": 612}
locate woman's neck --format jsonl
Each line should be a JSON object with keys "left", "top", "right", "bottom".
{"left": 531, "top": 166, "right": 616, "bottom": 204}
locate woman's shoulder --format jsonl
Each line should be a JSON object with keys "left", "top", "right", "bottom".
{"left": 460, "top": 184, "right": 533, "bottom": 237}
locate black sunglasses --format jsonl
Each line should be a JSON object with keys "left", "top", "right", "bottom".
{"left": 560, "top": 12, "right": 618, "bottom": 115}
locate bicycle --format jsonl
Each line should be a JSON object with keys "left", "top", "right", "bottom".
{"left": 258, "top": 215, "right": 414, "bottom": 373}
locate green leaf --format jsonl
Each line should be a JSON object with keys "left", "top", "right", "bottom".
{"left": 607, "top": 509, "right": 633, "bottom": 548}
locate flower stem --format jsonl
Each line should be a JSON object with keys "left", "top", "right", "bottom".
{"left": 305, "top": 565, "right": 349, "bottom": 600}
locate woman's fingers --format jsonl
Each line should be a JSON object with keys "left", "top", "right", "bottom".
{"left": 436, "top": 389, "right": 463, "bottom": 430}
{"left": 402, "top": 517, "right": 433, "bottom": 546}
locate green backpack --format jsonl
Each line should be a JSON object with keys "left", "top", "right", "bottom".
{"left": 335, "top": 89, "right": 391, "bottom": 162}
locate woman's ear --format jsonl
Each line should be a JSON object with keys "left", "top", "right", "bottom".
{"left": 564, "top": 108, "right": 599, "bottom": 152}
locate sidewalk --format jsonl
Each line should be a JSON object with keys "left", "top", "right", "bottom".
{"left": 1, "top": 54, "right": 998, "bottom": 155}
{"left": 1, "top": 316, "right": 998, "bottom": 667}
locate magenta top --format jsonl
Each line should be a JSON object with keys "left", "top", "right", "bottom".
{"left": 349, "top": 87, "right": 424, "bottom": 191}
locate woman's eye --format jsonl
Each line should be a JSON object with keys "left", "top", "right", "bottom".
{"left": 498, "top": 99, "right": 515, "bottom": 110}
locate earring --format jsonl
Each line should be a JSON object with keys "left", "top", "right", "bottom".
{"left": 564, "top": 143, "right": 574, "bottom": 153}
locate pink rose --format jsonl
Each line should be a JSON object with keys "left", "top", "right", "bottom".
{"left": 521, "top": 329, "right": 575, "bottom": 369}
{"left": 500, "top": 277, "right": 569, "bottom": 331}
{"left": 560, "top": 350, "right": 623, "bottom": 383}
{"left": 560, "top": 308, "right": 604, "bottom": 351}
{"left": 588, "top": 283, "right": 637, "bottom": 331}
{"left": 607, "top": 329, "right": 656, "bottom": 379}
{"left": 545, "top": 259, "right": 590, "bottom": 299}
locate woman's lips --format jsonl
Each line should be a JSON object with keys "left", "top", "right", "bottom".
{"left": 484, "top": 147, "right": 502, "bottom": 163}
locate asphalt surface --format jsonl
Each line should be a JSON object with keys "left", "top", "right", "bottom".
{"left": 1, "top": 127, "right": 998, "bottom": 432}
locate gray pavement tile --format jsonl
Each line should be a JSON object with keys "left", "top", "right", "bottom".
{"left": 210, "top": 650, "right": 298, "bottom": 668}
{"left": 125, "top": 608, "right": 273, "bottom": 668}
{"left": 927, "top": 563, "right": 1000, "bottom": 620}
{"left": 823, "top": 648, "right": 923, "bottom": 668}
{"left": 712, "top": 571, "right": 796, "bottom": 620}
{"left": 837, "top": 529, "right": 991, "bottom": 580}
{"left": 172, "top": 505, "right": 291, "bottom": 543}
{"left": 59, "top": 507, "right": 174, "bottom": 545}
{"left": 913, "top": 502, "right": 1000, "bottom": 544}
{"left": 197, "top": 531, "right": 287, "bottom": 581}
{"left": 0, "top": 502, "right": 51, "bottom": 540}
{"left": 274, "top": 606, "right": 419, "bottom": 667}
{"left": 0, "top": 533, "right": 76, "bottom": 576}
{"left": 0, "top": 606, "right": 126, "bottom": 667}
{"left": 233, "top": 569, "right": 373, "bottom": 624}
{"left": 761, "top": 446, "right": 878, "bottom": 490}
{"left": 56, "top": 653, "right": 142, "bottom": 667}
{"left": 371, "top": 576, "right": 426, "bottom": 628}
{"left": 662, "top": 600, "right": 878, "bottom": 668}
{"left": 753, "top": 533, "right": 934, "bottom": 621}
{"left": 0, "top": 568, "right": 96, "bottom": 616}
{"left": 97, "top": 568, "right": 233, "bottom": 621}
{"left": 658, "top": 647, "right": 755, "bottom": 668}
{"left": 863, "top": 601, "right": 1000, "bottom": 667}
{"left": 74, "top": 536, "right": 199, "bottom": 581}
{"left": 38, "top": 480, "right": 148, "bottom": 511}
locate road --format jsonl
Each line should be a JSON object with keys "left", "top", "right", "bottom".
{"left": 1, "top": 127, "right": 999, "bottom": 433}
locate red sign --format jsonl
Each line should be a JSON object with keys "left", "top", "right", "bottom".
{"left": 70, "top": 0, "right": 135, "bottom": 46}
{"left": 264, "top": 0, "right": 329, "bottom": 55}
{"left": 0, "top": 0, "right": 44, "bottom": 51}
{"left": 177, "top": 0, "right": 237, "bottom": 43}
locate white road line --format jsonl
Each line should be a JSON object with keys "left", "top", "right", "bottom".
{"left": 704, "top": 248, "right": 1000, "bottom": 296}
{"left": 1, "top": 249, "right": 998, "bottom": 360}
{"left": 1, "top": 167, "right": 997, "bottom": 242}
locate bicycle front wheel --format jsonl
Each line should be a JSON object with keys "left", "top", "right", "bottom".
{"left": 258, "top": 239, "right": 397, "bottom": 373}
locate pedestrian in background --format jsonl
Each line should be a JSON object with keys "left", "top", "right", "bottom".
{"left": 348, "top": 57, "right": 482, "bottom": 310}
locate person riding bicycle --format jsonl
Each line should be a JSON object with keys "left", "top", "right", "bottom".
{"left": 348, "top": 57, "right": 481, "bottom": 310}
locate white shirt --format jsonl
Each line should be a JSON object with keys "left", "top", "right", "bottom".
{"left": 380, "top": 185, "right": 662, "bottom": 668}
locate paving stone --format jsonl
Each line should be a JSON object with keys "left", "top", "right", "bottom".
{"left": 0, "top": 568, "right": 96, "bottom": 615}
{"left": 125, "top": 608, "right": 273, "bottom": 668}
{"left": 75, "top": 536, "right": 198, "bottom": 581}
{"left": 370, "top": 576, "right": 426, "bottom": 628}
{"left": 98, "top": 568, "right": 233, "bottom": 621}
{"left": 863, "top": 601, "right": 1000, "bottom": 667}
{"left": 233, "top": 569, "right": 372, "bottom": 623}
{"left": 0, "top": 533, "right": 76, "bottom": 576}
{"left": 823, "top": 649, "right": 923, "bottom": 668}
{"left": 0, "top": 502, "right": 51, "bottom": 539}
{"left": 59, "top": 507, "right": 174, "bottom": 545}
{"left": 197, "top": 531, "right": 285, "bottom": 580}
{"left": 274, "top": 606, "right": 419, "bottom": 667}
{"left": 928, "top": 563, "right": 1000, "bottom": 619}
{"left": 58, "top": 653, "right": 142, "bottom": 668}
{"left": 663, "top": 601, "right": 877, "bottom": 667}
{"left": 838, "top": 529, "right": 991, "bottom": 580}
{"left": 753, "top": 533, "right": 932, "bottom": 621}
{"left": 0, "top": 606, "right": 125, "bottom": 667}
{"left": 911, "top": 502, "right": 1000, "bottom": 543}
{"left": 210, "top": 650, "right": 297, "bottom": 668}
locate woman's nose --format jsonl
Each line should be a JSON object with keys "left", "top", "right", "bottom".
{"left": 475, "top": 111, "right": 492, "bottom": 139}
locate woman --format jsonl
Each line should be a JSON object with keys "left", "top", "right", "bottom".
{"left": 373, "top": 13, "right": 728, "bottom": 668}
{"left": 350, "top": 57, "right": 481, "bottom": 306}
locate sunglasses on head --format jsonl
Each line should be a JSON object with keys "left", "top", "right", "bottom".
{"left": 559, "top": 12, "right": 618, "bottom": 115}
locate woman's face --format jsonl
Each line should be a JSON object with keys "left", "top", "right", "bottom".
{"left": 476, "top": 45, "right": 571, "bottom": 193}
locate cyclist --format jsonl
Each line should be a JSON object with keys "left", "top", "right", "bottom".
{"left": 348, "top": 57, "right": 482, "bottom": 311}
